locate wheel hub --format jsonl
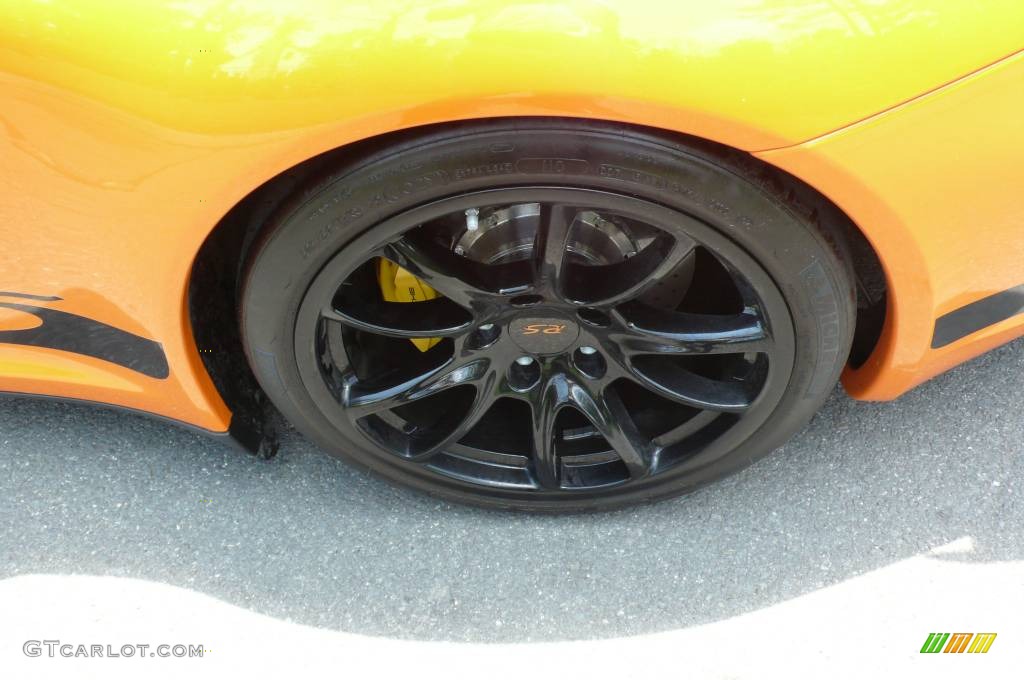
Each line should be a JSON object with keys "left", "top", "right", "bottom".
{"left": 507, "top": 314, "right": 580, "bottom": 355}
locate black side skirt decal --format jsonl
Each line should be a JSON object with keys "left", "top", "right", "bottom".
{"left": 0, "top": 298, "right": 169, "bottom": 379}
{"left": 932, "top": 284, "right": 1024, "bottom": 349}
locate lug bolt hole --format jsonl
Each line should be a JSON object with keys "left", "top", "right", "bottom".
{"left": 508, "top": 356, "right": 540, "bottom": 391}
{"left": 578, "top": 307, "right": 611, "bottom": 327}
{"left": 467, "top": 323, "right": 500, "bottom": 349}
{"left": 573, "top": 347, "right": 606, "bottom": 379}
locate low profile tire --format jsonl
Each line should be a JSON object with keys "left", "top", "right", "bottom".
{"left": 239, "top": 120, "right": 856, "bottom": 511}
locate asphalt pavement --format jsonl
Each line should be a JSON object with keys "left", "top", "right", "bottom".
{"left": 1, "top": 337, "right": 1022, "bottom": 678}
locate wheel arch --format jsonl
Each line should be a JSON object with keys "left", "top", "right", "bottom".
{"left": 187, "top": 116, "right": 887, "bottom": 445}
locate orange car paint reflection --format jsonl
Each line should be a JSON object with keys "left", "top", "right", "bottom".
{"left": 0, "top": 1, "right": 1023, "bottom": 432}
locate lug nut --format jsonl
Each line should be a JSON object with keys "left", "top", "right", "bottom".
{"left": 579, "top": 346, "right": 598, "bottom": 355}
{"left": 516, "top": 356, "right": 534, "bottom": 366}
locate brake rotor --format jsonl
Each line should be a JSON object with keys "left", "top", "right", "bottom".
{"left": 453, "top": 203, "right": 693, "bottom": 307}
{"left": 453, "top": 203, "right": 637, "bottom": 265}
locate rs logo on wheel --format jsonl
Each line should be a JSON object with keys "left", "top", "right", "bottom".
{"left": 522, "top": 324, "right": 566, "bottom": 335}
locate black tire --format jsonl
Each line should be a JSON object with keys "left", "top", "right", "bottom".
{"left": 239, "top": 119, "right": 855, "bottom": 512}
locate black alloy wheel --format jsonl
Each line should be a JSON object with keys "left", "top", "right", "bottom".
{"left": 240, "top": 120, "right": 856, "bottom": 511}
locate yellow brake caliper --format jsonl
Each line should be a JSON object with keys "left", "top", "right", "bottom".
{"left": 376, "top": 258, "right": 442, "bottom": 352}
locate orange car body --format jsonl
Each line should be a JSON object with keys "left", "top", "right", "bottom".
{"left": 1, "top": 1, "right": 1022, "bottom": 439}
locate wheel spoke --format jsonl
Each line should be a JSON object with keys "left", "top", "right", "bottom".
{"left": 528, "top": 373, "right": 568, "bottom": 489}
{"left": 569, "top": 383, "right": 653, "bottom": 480}
{"left": 343, "top": 358, "right": 490, "bottom": 416}
{"left": 385, "top": 233, "right": 534, "bottom": 310}
{"left": 323, "top": 297, "right": 472, "bottom": 338}
{"left": 563, "top": 233, "right": 696, "bottom": 305}
{"left": 653, "top": 410, "right": 719, "bottom": 448}
{"left": 627, "top": 356, "right": 757, "bottom": 412}
{"left": 614, "top": 301, "right": 770, "bottom": 355}
{"left": 534, "top": 204, "right": 576, "bottom": 297}
{"left": 408, "top": 371, "right": 500, "bottom": 460}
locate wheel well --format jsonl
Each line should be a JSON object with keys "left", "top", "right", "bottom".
{"left": 761, "top": 163, "right": 887, "bottom": 369}
{"left": 188, "top": 117, "right": 887, "bottom": 443}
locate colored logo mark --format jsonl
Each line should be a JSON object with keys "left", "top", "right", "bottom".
{"left": 920, "top": 633, "right": 996, "bottom": 654}
{"left": 521, "top": 324, "right": 567, "bottom": 335}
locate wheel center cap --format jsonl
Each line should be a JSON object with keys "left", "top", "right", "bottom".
{"left": 508, "top": 316, "right": 580, "bottom": 355}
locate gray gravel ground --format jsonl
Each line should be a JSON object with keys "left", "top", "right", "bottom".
{"left": 1, "top": 338, "right": 1021, "bottom": 643}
